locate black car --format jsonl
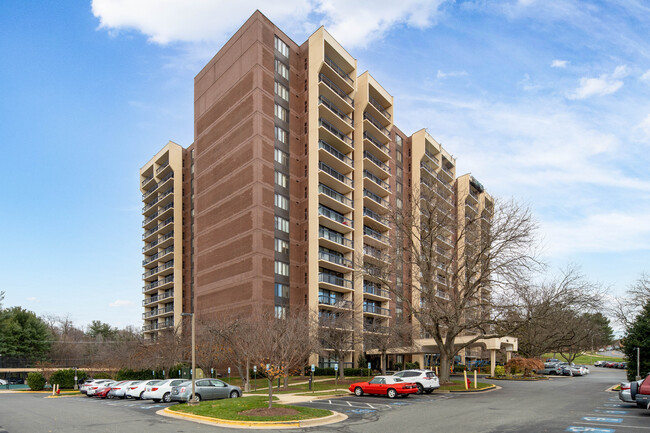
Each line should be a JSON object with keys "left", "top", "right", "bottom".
{"left": 8, "top": 377, "right": 24, "bottom": 384}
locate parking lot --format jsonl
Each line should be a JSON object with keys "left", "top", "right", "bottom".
{"left": 1, "top": 368, "right": 648, "bottom": 432}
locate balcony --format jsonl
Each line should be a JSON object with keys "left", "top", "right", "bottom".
{"left": 424, "top": 149, "right": 439, "bottom": 166}
{"left": 363, "top": 304, "right": 390, "bottom": 316}
{"left": 157, "top": 230, "right": 175, "bottom": 249}
{"left": 142, "top": 187, "right": 157, "bottom": 201}
{"left": 142, "top": 251, "right": 160, "bottom": 267}
{"left": 436, "top": 247, "right": 451, "bottom": 259}
{"left": 363, "top": 244, "right": 386, "bottom": 264}
{"left": 318, "top": 73, "right": 354, "bottom": 109}
{"left": 141, "top": 174, "right": 154, "bottom": 187}
{"left": 439, "top": 164, "right": 454, "bottom": 182}
{"left": 318, "top": 294, "right": 353, "bottom": 310}
{"left": 420, "top": 161, "right": 437, "bottom": 178}
{"left": 323, "top": 55, "right": 354, "bottom": 91}
{"left": 368, "top": 96, "right": 391, "bottom": 121}
{"left": 363, "top": 112, "right": 390, "bottom": 141}
{"left": 158, "top": 274, "right": 175, "bottom": 290}
{"left": 363, "top": 225, "right": 390, "bottom": 248}
{"left": 363, "top": 169, "right": 391, "bottom": 195}
{"left": 142, "top": 290, "right": 174, "bottom": 306}
{"left": 319, "top": 205, "right": 353, "bottom": 233}
{"left": 319, "top": 226, "right": 353, "bottom": 252}
{"left": 363, "top": 283, "right": 390, "bottom": 300}
{"left": 142, "top": 211, "right": 159, "bottom": 229}
{"left": 142, "top": 238, "right": 159, "bottom": 253}
{"left": 158, "top": 201, "right": 174, "bottom": 219}
{"left": 436, "top": 290, "right": 450, "bottom": 300}
{"left": 158, "top": 245, "right": 174, "bottom": 261}
{"left": 363, "top": 150, "right": 390, "bottom": 178}
{"left": 142, "top": 323, "right": 158, "bottom": 332}
{"left": 465, "top": 200, "right": 478, "bottom": 215}
{"left": 142, "top": 224, "right": 159, "bottom": 241}
{"left": 319, "top": 118, "right": 354, "bottom": 153}
{"left": 436, "top": 173, "right": 454, "bottom": 195}
{"left": 467, "top": 190, "right": 479, "bottom": 205}
{"left": 142, "top": 196, "right": 159, "bottom": 215}
{"left": 436, "top": 275, "right": 448, "bottom": 286}
{"left": 318, "top": 140, "right": 353, "bottom": 174}
{"left": 363, "top": 207, "right": 389, "bottom": 231}
{"left": 363, "top": 131, "right": 390, "bottom": 160}
{"left": 363, "top": 189, "right": 389, "bottom": 212}
{"left": 142, "top": 279, "right": 160, "bottom": 294}
{"left": 319, "top": 273, "right": 353, "bottom": 291}
{"left": 318, "top": 161, "right": 353, "bottom": 193}
{"left": 318, "top": 95, "right": 353, "bottom": 133}
{"left": 318, "top": 249, "right": 353, "bottom": 273}
{"left": 318, "top": 183, "right": 353, "bottom": 214}
{"left": 437, "top": 235, "right": 453, "bottom": 249}
{"left": 156, "top": 161, "right": 170, "bottom": 175}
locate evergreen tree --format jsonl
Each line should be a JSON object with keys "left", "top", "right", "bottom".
{"left": 623, "top": 301, "right": 650, "bottom": 381}
{"left": 0, "top": 307, "right": 51, "bottom": 361}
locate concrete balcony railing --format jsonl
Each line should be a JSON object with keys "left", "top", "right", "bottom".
{"left": 318, "top": 295, "right": 353, "bottom": 309}
{"left": 324, "top": 55, "right": 354, "bottom": 86}
{"left": 319, "top": 205, "right": 354, "bottom": 228}
{"left": 319, "top": 273, "right": 353, "bottom": 290}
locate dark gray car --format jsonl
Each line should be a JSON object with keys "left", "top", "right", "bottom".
{"left": 170, "top": 379, "right": 241, "bottom": 402}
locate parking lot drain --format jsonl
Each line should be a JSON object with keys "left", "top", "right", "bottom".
{"left": 566, "top": 427, "right": 615, "bottom": 433}
{"left": 581, "top": 417, "right": 622, "bottom": 424}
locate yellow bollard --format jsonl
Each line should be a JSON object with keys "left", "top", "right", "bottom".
{"left": 463, "top": 370, "right": 468, "bottom": 390}
{"left": 474, "top": 370, "right": 477, "bottom": 389}
{"left": 435, "top": 366, "right": 439, "bottom": 376}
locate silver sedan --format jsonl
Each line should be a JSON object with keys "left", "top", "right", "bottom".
{"left": 170, "top": 379, "right": 241, "bottom": 402}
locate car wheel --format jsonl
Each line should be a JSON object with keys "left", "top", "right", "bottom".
{"left": 193, "top": 394, "right": 201, "bottom": 403}
{"left": 138, "top": 391, "right": 144, "bottom": 400}
{"left": 229, "top": 390, "right": 239, "bottom": 399}
{"left": 387, "top": 388, "right": 398, "bottom": 399}
{"left": 354, "top": 387, "right": 364, "bottom": 396}
{"left": 416, "top": 383, "right": 424, "bottom": 395}
{"left": 107, "top": 394, "right": 113, "bottom": 399}
{"left": 162, "top": 392, "right": 171, "bottom": 403}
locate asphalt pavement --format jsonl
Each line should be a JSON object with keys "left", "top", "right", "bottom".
{"left": 0, "top": 367, "right": 643, "bottom": 433}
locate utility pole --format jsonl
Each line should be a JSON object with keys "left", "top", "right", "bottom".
{"left": 637, "top": 347, "right": 641, "bottom": 381}
{"left": 181, "top": 312, "right": 197, "bottom": 405}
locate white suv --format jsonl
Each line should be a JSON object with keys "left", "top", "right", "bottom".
{"left": 392, "top": 369, "right": 440, "bottom": 394}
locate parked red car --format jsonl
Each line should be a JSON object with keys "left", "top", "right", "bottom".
{"left": 349, "top": 376, "right": 418, "bottom": 399}
{"left": 94, "top": 385, "right": 114, "bottom": 399}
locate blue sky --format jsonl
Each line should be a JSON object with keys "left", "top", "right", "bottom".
{"left": 1, "top": 0, "right": 649, "bottom": 331}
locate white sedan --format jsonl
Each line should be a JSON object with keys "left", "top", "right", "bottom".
{"left": 108, "top": 380, "right": 140, "bottom": 399}
{"left": 126, "top": 380, "right": 161, "bottom": 400}
{"left": 141, "top": 379, "right": 187, "bottom": 403}
{"left": 0, "top": 379, "right": 7, "bottom": 385}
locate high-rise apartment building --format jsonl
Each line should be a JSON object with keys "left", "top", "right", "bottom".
{"left": 139, "top": 11, "right": 515, "bottom": 366}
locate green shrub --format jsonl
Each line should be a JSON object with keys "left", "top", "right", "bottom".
{"left": 494, "top": 366, "right": 506, "bottom": 377}
{"left": 394, "top": 362, "right": 403, "bottom": 371}
{"left": 115, "top": 368, "right": 165, "bottom": 380}
{"left": 50, "top": 369, "right": 88, "bottom": 389}
{"left": 92, "top": 372, "right": 113, "bottom": 380}
{"left": 405, "top": 361, "right": 420, "bottom": 369}
{"left": 27, "top": 372, "right": 46, "bottom": 390}
{"left": 357, "top": 354, "right": 368, "bottom": 369}
{"left": 453, "top": 364, "right": 467, "bottom": 373}
{"left": 343, "top": 368, "right": 371, "bottom": 376}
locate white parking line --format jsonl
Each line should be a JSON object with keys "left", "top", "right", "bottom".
{"left": 580, "top": 422, "right": 650, "bottom": 430}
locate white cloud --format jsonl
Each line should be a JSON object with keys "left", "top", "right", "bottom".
{"left": 315, "top": 0, "right": 446, "bottom": 48}
{"left": 436, "top": 70, "right": 468, "bottom": 79}
{"left": 641, "top": 70, "right": 650, "bottom": 81}
{"left": 109, "top": 299, "right": 132, "bottom": 308}
{"left": 568, "top": 65, "right": 628, "bottom": 100}
{"left": 551, "top": 59, "right": 568, "bottom": 68}
{"left": 91, "top": 0, "right": 447, "bottom": 49}
{"left": 543, "top": 212, "right": 650, "bottom": 255}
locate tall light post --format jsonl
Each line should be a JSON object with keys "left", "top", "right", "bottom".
{"left": 181, "top": 312, "right": 197, "bottom": 405}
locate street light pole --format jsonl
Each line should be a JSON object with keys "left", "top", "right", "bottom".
{"left": 181, "top": 312, "right": 197, "bottom": 405}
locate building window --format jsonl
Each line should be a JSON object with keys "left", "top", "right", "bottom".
{"left": 275, "top": 103, "right": 288, "bottom": 122}
{"left": 275, "top": 126, "right": 287, "bottom": 144}
{"left": 396, "top": 135, "right": 403, "bottom": 148}
{"left": 274, "top": 36, "right": 290, "bottom": 58}
{"left": 275, "top": 216, "right": 289, "bottom": 233}
{"left": 274, "top": 148, "right": 289, "bottom": 166}
{"left": 275, "top": 193, "right": 289, "bottom": 210}
{"left": 275, "top": 82, "right": 289, "bottom": 102}
{"left": 275, "top": 260, "right": 290, "bottom": 276}
{"left": 275, "top": 171, "right": 288, "bottom": 188}
{"left": 396, "top": 166, "right": 403, "bottom": 180}
{"left": 275, "top": 305, "right": 287, "bottom": 319}
{"left": 275, "top": 283, "right": 289, "bottom": 298}
{"left": 275, "top": 59, "right": 289, "bottom": 80}
{"left": 396, "top": 197, "right": 403, "bottom": 209}
{"left": 396, "top": 182, "right": 403, "bottom": 194}
{"left": 396, "top": 151, "right": 402, "bottom": 164}
{"left": 275, "top": 238, "right": 289, "bottom": 254}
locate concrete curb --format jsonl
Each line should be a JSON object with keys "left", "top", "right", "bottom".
{"left": 158, "top": 407, "right": 347, "bottom": 429}
{"left": 435, "top": 384, "right": 500, "bottom": 394}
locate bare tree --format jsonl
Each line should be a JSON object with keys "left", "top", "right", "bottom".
{"left": 253, "top": 309, "right": 314, "bottom": 409}
{"left": 317, "top": 303, "right": 357, "bottom": 380}
{"left": 511, "top": 266, "right": 603, "bottom": 359}
{"left": 613, "top": 273, "right": 650, "bottom": 329}
{"left": 363, "top": 317, "right": 412, "bottom": 375}
{"left": 194, "top": 317, "right": 225, "bottom": 377}
{"left": 364, "top": 187, "right": 541, "bottom": 384}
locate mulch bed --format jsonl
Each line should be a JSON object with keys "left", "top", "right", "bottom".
{"left": 239, "top": 407, "right": 300, "bottom": 417}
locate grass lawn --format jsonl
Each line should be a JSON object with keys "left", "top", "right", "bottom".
{"left": 542, "top": 352, "right": 625, "bottom": 364}
{"left": 169, "top": 396, "right": 332, "bottom": 421}
{"left": 248, "top": 376, "right": 368, "bottom": 394}
{"left": 439, "top": 380, "right": 493, "bottom": 391}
